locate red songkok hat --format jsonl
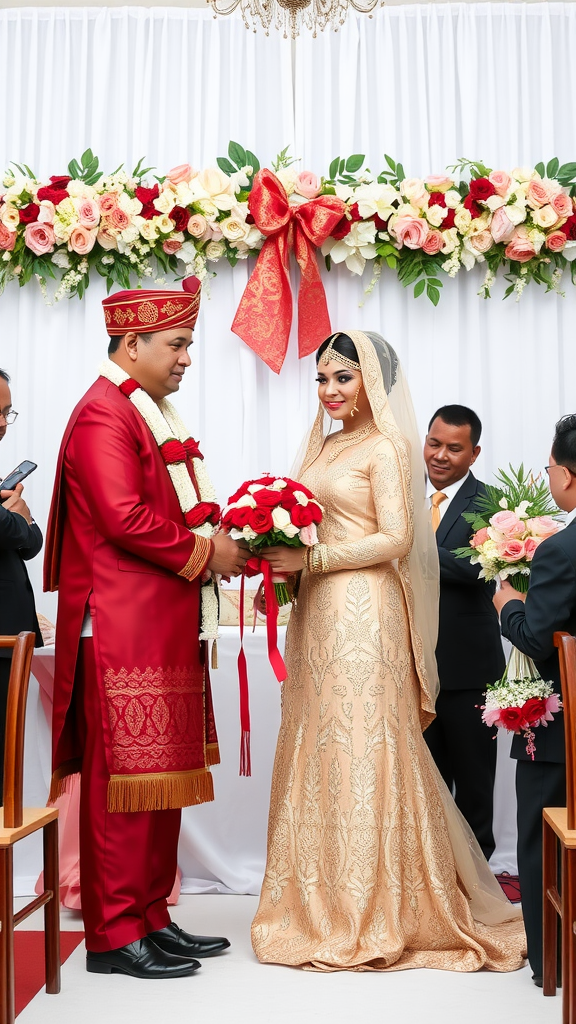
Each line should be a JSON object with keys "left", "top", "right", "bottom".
{"left": 102, "top": 276, "right": 201, "bottom": 336}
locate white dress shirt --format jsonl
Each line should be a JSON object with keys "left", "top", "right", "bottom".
{"left": 426, "top": 471, "right": 470, "bottom": 523}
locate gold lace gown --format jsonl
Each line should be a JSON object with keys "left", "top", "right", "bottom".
{"left": 251, "top": 426, "right": 526, "bottom": 972}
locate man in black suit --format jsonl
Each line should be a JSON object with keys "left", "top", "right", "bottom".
{"left": 423, "top": 405, "right": 505, "bottom": 861}
{"left": 0, "top": 368, "right": 43, "bottom": 799}
{"left": 494, "top": 413, "right": 576, "bottom": 984}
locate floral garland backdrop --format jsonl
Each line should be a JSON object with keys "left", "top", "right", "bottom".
{"left": 2, "top": 144, "right": 576, "bottom": 311}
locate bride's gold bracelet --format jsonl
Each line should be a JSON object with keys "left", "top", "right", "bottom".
{"left": 306, "top": 544, "right": 328, "bottom": 573}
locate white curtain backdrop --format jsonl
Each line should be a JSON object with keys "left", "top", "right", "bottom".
{"left": 1, "top": 3, "right": 575, "bottom": 890}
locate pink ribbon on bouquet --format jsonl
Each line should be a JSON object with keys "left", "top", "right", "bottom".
{"left": 237, "top": 558, "right": 287, "bottom": 776}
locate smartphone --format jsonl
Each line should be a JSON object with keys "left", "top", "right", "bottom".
{"left": 0, "top": 460, "right": 37, "bottom": 491}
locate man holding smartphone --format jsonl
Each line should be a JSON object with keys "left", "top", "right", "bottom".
{"left": 45, "top": 280, "right": 248, "bottom": 979}
{"left": 0, "top": 368, "right": 43, "bottom": 800}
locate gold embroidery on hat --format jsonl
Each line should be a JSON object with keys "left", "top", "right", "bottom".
{"left": 104, "top": 309, "right": 112, "bottom": 324}
{"left": 161, "top": 300, "right": 184, "bottom": 317}
{"left": 113, "top": 308, "right": 136, "bottom": 326}
{"left": 138, "top": 300, "right": 160, "bottom": 324}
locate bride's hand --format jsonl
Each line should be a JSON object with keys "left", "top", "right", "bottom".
{"left": 260, "top": 546, "right": 306, "bottom": 574}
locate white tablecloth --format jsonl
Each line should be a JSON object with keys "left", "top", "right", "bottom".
{"left": 13, "top": 627, "right": 517, "bottom": 897}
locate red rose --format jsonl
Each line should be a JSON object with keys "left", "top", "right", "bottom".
{"left": 35, "top": 186, "right": 69, "bottom": 205}
{"left": 248, "top": 507, "right": 274, "bottom": 534}
{"left": 428, "top": 192, "right": 447, "bottom": 208}
{"left": 289, "top": 479, "right": 313, "bottom": 498}
{"left": 308, "top": 501, "right": 322, "bottom": 524}
{"left": 185, "top": 502, "right": 221, "bottom": 529}
{"left": 521, "top": 697, "right": 547, "bottom": 725}
{"left": 499, "top": 707, "right": 525, "bottom": 731}
{"left": 331, "top": 215, "right": 352, "bottom": 240}
{"left": 170, "top": 205, "right": 190, "bottom": 233}
{"left": 442, "top": 208, "right": 456, "bottom": 230}
{"left": 463, "top": 194, "right": 483, "bottom": 220}
{"left": 255, "top": 488, "right": 283, "bottom": 508}
{"left": 291, "top": 504, "right": 315, "bottom": 528}
{"left": 468, "top": 177, "right": 496, "bottom": 202}
{"left": 246, "top": 213, "right": 255, "bottom": 225}
{"left": 49, "top": 175, "right": 71, "bottom": 189}
{"left": 135, "top": 185, "right": 159, "bottom": 205}
{"left": 19, "top": 203, "right": 40, "bottom": 224}
{"left": 562, "top": 214, "right": 576, "bottom": 241}
{"left": 349, "top": 203, "right": 362, "bottom": 222}
{"left": 223, "top": 505, "right": 254, "bottom": 529}
{"left": 280, "top": 493, "right": 298, "bottom": 511}
{"left": 374, "top": 214, "right": 389, "bottom": 231}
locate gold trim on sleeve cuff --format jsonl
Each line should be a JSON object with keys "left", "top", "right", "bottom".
{"left": 178, "top": 536, "right": 212, "bottom": 581}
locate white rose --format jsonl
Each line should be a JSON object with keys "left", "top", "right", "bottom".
{"left": 399, "top": 178, "right": 427, "bottom": 204}
{"left": 153, "top": 214, "right": 173, "bottom": 235}
{"left": 426, "top": 204, "right": 446, "bottom": 228}
{"left": 281, "top": 523, "right": 300, "bottom": 539}
{"left": 441, "top": 228, "right": 459, "bottom": 254}
{"left": 454, "top": 207, "right": 472, "bottom": 233}
{"left": 120, "top": 223, "right": 140, "bottom": 244}
{"left": 506, "top": 203, "right": 528, "bottom": 226}
{"left": 205, "top": 240, "right": 226, "bottom": 261}
{"left": 139, "top": 219, "right": 159, "bottom": 241}
{"left": 276, "top": 167, "right": 299, "bottom": 196}
{"left": 67, "top": 180, "right": 96, "bottom": 200}
{"left": 153, "top": 188, "right": 177, "bottom": 215}
{"left": 236, "top": 494, "right": 257, "bottom": 507}
{"left": 293, "top": 490, "right": 309, "bottom": 506}
{"left": 485, "top": 194, "right": 506, "bottom": 212}
{"left": 512, "top": 167, "right": 533, "bottom": 183}
{"left": 220, "top": 214, "right": 248, "bottom": 243}
{"left": 0, "top": 204, "right": 20, "bottom": 231}
{"left": 272, "top": 506, "right": 291, "bottom": 530}
{"left": 531, "top": 204, "right": 559, "bottom": 230}
{"left": 117, "top": 192, "right": 142, "bottom": 217}
{"left": 271, "top": 479, "right": 288, "bottom": 490}
{"left": 527, "top": 228, "right": 546, "bottom": 254}
{"left": 444, "top": 190, "right": 461, "bottom": 209}
{"left": 242, "top": 525, "right": 258, "bottom": 542}
{"left": 198, "top": 200, "right": 219, "bottom": 219}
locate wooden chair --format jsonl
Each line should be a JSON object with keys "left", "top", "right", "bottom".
{"left": 543, "top": 631, "right": 576, "bottom": 1022}
{"left": 0, "top": 632, "right": 60, "bottom": 1024}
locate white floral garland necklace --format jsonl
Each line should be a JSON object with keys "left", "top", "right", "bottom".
{"left": 98, "top": 358, "right": 219, "bottom": 640}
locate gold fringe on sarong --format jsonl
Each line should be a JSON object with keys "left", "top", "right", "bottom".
{"left": 48, "top": 759, "right": 82, "bottom": 803}
{"left": 205, "top": 742, "right": 220, "bottom": 767}
{"left": 107, "top": 767, "right": 214, "bottom": 813}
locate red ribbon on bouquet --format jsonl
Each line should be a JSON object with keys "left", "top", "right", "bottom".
{"left": 237, "top": 557, "right": 287, "bottom": 777}
{"left": 231, "top": 169, "right": 346, "bottom": 374}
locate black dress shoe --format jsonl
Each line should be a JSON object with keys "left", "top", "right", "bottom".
{"left": 532, "top": 974, "right": 543, "bottom": 988}
{"left": 86, "top": 936, "right": 201, "bottom": 978}
{"left": 149, "top": 922, "right": 231, "bottom": 959}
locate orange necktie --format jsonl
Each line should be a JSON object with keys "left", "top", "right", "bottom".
{"left": 431, "top": 491, "right": 448, "bottom": 532}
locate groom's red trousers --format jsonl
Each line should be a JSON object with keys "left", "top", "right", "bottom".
{"left": 77, "top": 639, "right": 181, "bottom": 952}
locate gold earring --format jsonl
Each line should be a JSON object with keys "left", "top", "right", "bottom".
{"left": 350, "top": 384, "right": 361, "bottom": 418}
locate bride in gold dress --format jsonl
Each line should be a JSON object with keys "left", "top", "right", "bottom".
{"left": 251, "top": 330, "right": 525, "bottom": 973}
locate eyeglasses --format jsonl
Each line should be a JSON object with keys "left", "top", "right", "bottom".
{"left": 0, "top": 410, "right": 17, "bottom": 425}
{"left": 545, "top": 464, "right": 576, "bottom": 477}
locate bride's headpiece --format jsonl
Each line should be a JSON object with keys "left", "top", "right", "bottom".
{"left": 320, "top": 333, "right": 361, "bottom": 371}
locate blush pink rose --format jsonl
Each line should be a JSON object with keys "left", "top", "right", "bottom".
{"left": 187, "top": 213, "right": 207, "bottom": 238}
{"left": 162, "top": 238, "right": 182, "bottom": 254}
{"left": 551, "top": 191, "right": 573, "bottom": 219}
{"left": 391, "top": 213, "right": 429, "bottom": 249}
{"left": 469, "top": 229, "right": 494, "bottom": 254}
{"left": 97, "top": 228, "right": 118, "bottom": 250}
{"left": 107, "top": 206, "right": 130, "bottom": 231}
{"left": 505, "top": 227, "right": 536, "bottom": 263}
{"left": 296, "top": 171, "right": 321, "bottom": 200}
{"left": 490, "top": 510, "right": 524, "bottom": 538}
{"left": 24, "top": 222, "right": 55, "bottom": 256}
{"left": 422, "top": 229, "right": 443, "bottom": 255}
{"left": 526, "top": 515, "right": 560, "bottom": 539}
{"left": 99, "top": 193, "right": 119, "bottom": 214}
{"left": 209, "top": 224, "right": 224, "bottom": 242}
{"left": 497, "top": 539, "right": 526, "bottom": 562}
{"left": 526, "top": 179, "right": 550, "bottom": 209}
{"left": 299, "top": 523, "right": 319, "bottom": 546}
{"left": 546, "top": 230, "right": 567, "bottom": 252}
{"left": 490, "top": 206, "right": 516, "bottom": 244}
{"left": 77, "top": 198, "right": 100, "bottom": 229}
{"left": 167, "top": 164, "right": 193, "bottom": 185}
{"left": 524, "top": 537, "right": 540, "bottom": 560}
{"left": 470, "top": 527, "right": 490, "bottom": 548}
{"left": 0, "top": 223, "right": 16, "bottom": 251}
{"left": 69, "top": 225, "right": 97, "bottom": 255}
{"left": 488, "top": 170, "right": 512, "bottom": 197}
{"left": 424, "top": 175, "right": 453, "bottom": 192}
{"left": 38, "top": 201, "right": 55, "bottom": 226}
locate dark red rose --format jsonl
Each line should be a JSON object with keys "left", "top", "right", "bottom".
{"left": 428, "top": 192, "right": 447, "bottom": 208}
{"left": 349, "top": 203, "right": 362, "bottom": 222}
{"left": 291, "top": 504, "right": 315, "bottom": 528}
{"left": 331, "top": 215, "right": 352, "bottom": 240}
{"left": 562, "top": 214, "right": 576, "bottom": 241}
{"left": 280, "top": 493, "right": 298, "bottom": 511}
{"left": 35, "top": 186, "right": 69, "bottom": 205}
{"left": 135, "top": 185, "right": 159, "bottom": 205}
{"left": 185, "top": 502, "right": 221, "bottom": 529}
{"left": 170, "top": 205, "right": 190, "bottom": 232}
{"left": 227, "top": 476, "right": 276, "bottom": 505}
{"left": 499, "top": 707, "right": 525, "bottom": 731}
{"left": 255, "top": 488, "right": 283, "bottom": 508}
{"left": 308, "top": 501, "right": 322, "bottom": 524}
{"left": 468, "top": 177, "right": 496, "bottom": 202}
{"left": 247, "top": 507, "right": 274, "bottom": 534}
{"left": 288, "top": 479, "right": 313, "bottom": 498}
{"left": 140, "top": 202, "right": 156, "bottom": 220}
{"left": 521, "top": 697, "right": 547, "bottom": 725}
{"left": 442, "top": 208, "right": 456, "bottom": 230}
{"left": 224, "top": 505, "right": 254, "bottom": 529}
{"left": 19, "top": 203, "right": 40, "bottom": 224}
{"left": 246, "top": 213, "right": 255, "bottom": 225}
{"left": 463, "top": 194, "right": 483, "bottom": 220}
{"left": 49, "top": 175, "right": 71, "bottom": 189}
{"left": 374, "top": 214, "right": 389, "bottom": 231}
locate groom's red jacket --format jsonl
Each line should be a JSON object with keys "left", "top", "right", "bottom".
{"left": 44, "top": 375, "right": 219, "bottom": 812}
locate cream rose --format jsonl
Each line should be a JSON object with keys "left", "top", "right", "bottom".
{"left": 441, "top": 227, "right": 459, "bottom": 254}
{"left": 97, "top": 228, "right": 118, "bottom": 250}
{"left": 155, "top": 214, "right": 173, "bottom": 234}
{"left": 400, "top": 178, "right": 428, "bottom": 206}
{"left": 444, "top": 190, "right": 462, "bottom": 209}
{"left": 454, "top": 207, "right": 472, "bottom": 233}
{"left": 205, "top": 240, "right": 226, "bottom": 261}
{"left": 531, "top": 204, "right": 559, "bottom": 230}
{"left": 167, "top": 163, "right": 194, "bottom": 185}
{"left": 69, "top": 225, "right": 97, "bottom": 255}
{"left": 490, "top": 206, "right": 516, "bottom": 244}
{"left": 139, "top": 220, "right": 159, "bottom": 242}
{"left": 424, "top": 175, "right": 454, "bottom": 193}
{"left": 220, "top": 214, "right": 248, "bottom": 243}
{"left": 187, "top": 213, "right": 208, "bottom": 238}
{"left": 0, "top": 204, "right": 20, "bottom": 232}
{"left": 469, "top": 230, "right": 494, "bottom": 254}
{"left": 153, "top": 187, "right": 178, "bottom": 215}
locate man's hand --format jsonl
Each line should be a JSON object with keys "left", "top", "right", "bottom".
{"left": 260, "top": 545, "right": 306, "bottom": 574}
{"left": 1, "top": 483, "right": 32, "bottom": 524}
{"left": 208, "top": 532, "right": 250, "bottom": 577}
{"left": 493, "top": 578, "right": 527, "bottom": 614}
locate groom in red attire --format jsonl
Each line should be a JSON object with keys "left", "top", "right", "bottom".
{"left": 45, "top": 278, "right": 248, "bottom": 978}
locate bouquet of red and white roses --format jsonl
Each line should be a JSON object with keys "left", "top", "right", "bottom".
{"left": 454, "top": 465, "right": 564, "bottom": 756}
{"left": 222, "top": 475, "right": 323, "bottom": 607}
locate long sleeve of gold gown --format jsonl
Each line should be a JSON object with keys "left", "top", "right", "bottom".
{"left": 251, "top": 427, "right": 525, "bottom": 973}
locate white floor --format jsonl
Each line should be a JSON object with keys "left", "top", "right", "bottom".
{"left": 14, "top": 894, "right": 561, "bottom": 1024}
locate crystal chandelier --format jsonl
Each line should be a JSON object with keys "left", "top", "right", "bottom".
{"left": 207, "top": 0, "right": 383, "bottom": 39}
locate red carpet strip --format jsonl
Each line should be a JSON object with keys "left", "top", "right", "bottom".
{"left": 14, "top": 930, "right": 84, "bottom": 1016}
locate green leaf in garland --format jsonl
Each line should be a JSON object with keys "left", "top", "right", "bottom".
{"left": 329, "top": 157, "right": 340, "bottom": 179}
{"left": 396, "top": 163, "right": 406, "bottom": 183}
{"left": 81, "top": 148, "right": 94, "bottom": 168}
{"left": 546, "top": 157, "right": 559, "bottom": 179}
{"left": 345, "top": 154, "right": 365, "bottom": 173}
{"left": 338, "top": 158, "right": 345, "bottom": 176}
{"left": 68, "top": 158, "right": 81, "bottom": 179}
{"left": 384, "top": 154, "right": 396, "bottom": 172}
{"left": 217, "top": 157, "right": 237, "bottom": 176}
{"left": 228, "top": 141, "right": 247, "bottom": 170}
{"left": 413, "top": 279, "right": 425, "bottom": 298}
{"left": 535, "top": 161, "right": 545, "bottom": 178}
{"left": 427, "top": 284, "right": 440, "bottom": 306}
{"left": 245, "top": 150, "right": 260, "bottom": 173}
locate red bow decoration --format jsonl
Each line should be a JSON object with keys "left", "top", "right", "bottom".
{"left": 232, "top": 169, "right": 346, "bottom": 374}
